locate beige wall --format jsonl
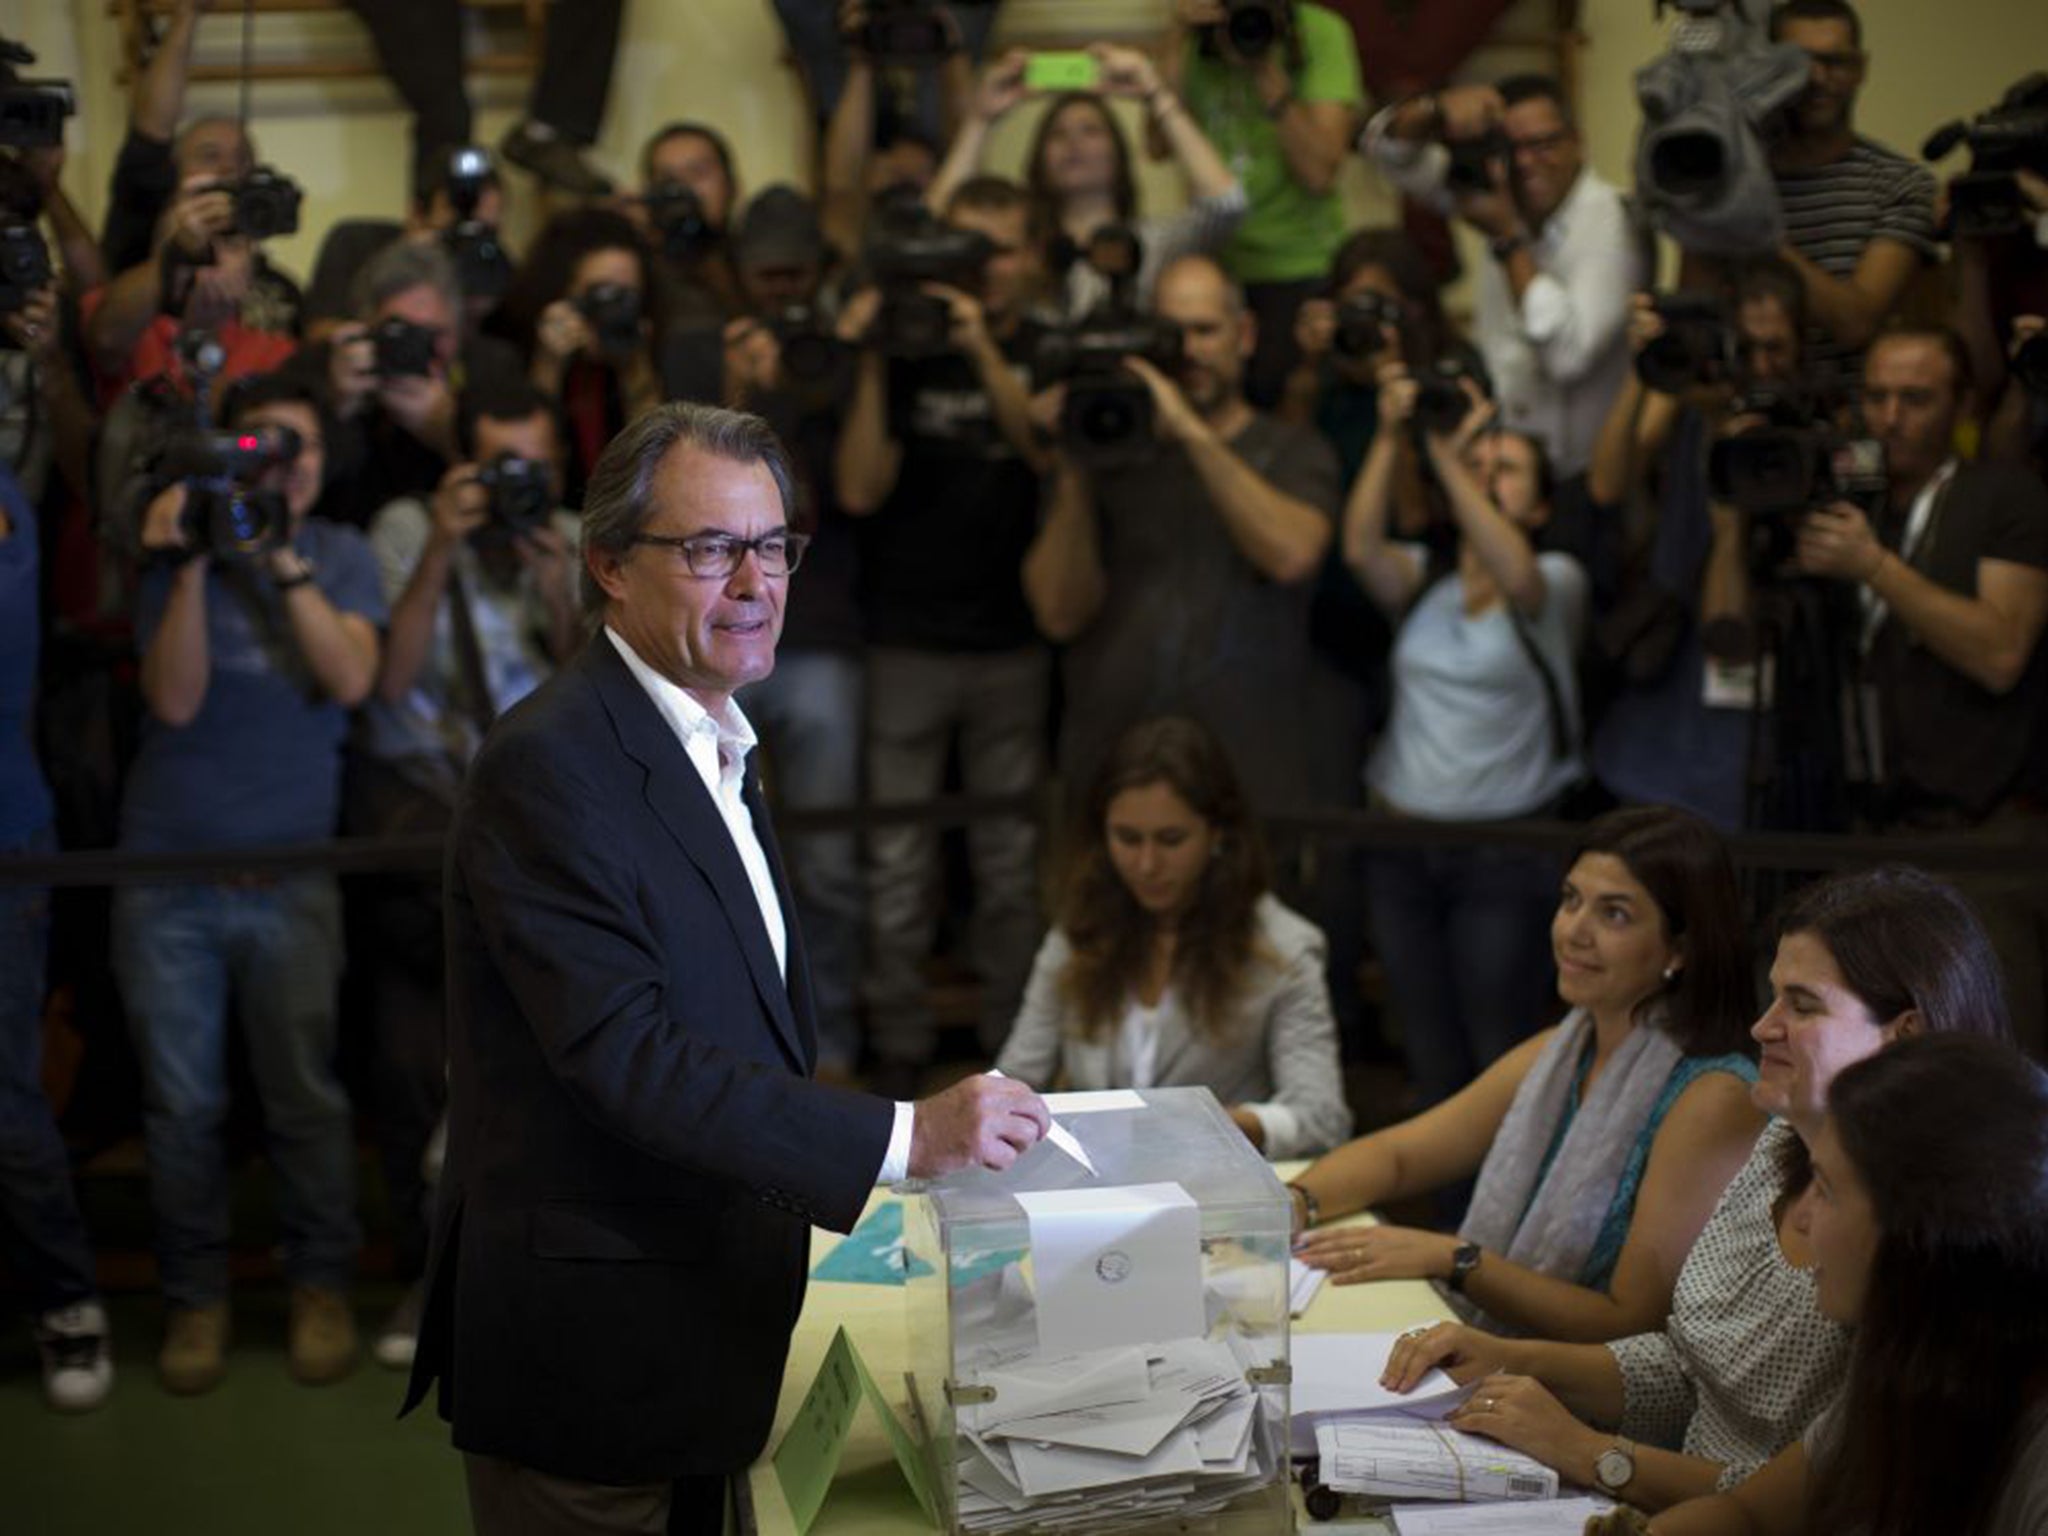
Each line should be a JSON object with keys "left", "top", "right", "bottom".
{"left": 18, "top": 0, "right": 2045, "bottom": 288}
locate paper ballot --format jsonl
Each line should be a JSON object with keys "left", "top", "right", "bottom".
{"left": 1391, "top": 1496, "right": 1615, "bottom": 1532}
{"left": 1316, "top": 1420, "right": 1560, "bottom": 1504}
{"left": 1014, "top": 1184, "right": 1206, "bottom": 1355}
{"left": 1291, "top": 1330, "right": 1469, "bottom": 1455}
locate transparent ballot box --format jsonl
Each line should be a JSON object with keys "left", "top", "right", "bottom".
{"left": 902, "top": 1087, "right": 1293, "bottom": 1535}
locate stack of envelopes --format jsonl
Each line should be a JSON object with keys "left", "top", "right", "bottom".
{"left": 953, "top": 1338, "right": 1274, "bottom": 1533}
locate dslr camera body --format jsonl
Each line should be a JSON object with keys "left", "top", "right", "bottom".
{"left": 1034, "top": 314, "right": 1185, "bottom": 470}
{"left": 441, "top": 146, "right": 512, "bottom": 300}
{"left": 1331, "top": 291, "right": 1405, "bottom": 364}
{"left": 1201, "top": 0, "right": 1294, "bottom": 62}
{"left": 1636, "top": 290, "right": 1736, "bottom": 395}
{"left": 645, "top": 178, "right": 716, "bottom": 263}
{"left": 575, "top": 282, "right": 644, "bottom": 359}
{"left": 1410, "top": 354, "right": 1486, "bottom": 437}
{"left": 211, "top": 165, "right": 304, "bottom": 242}
{"left": 370, "top": 316, "right": 439, "bottom": 380}
{"left": 0, "top": 216, "right": 51, "bottom": 319}
{"left": 1924, "top": 73, "right": 2048, "bottom": 239}
{"left": 161, "top": 423, "right": 302, "bottom": 562}
{"left": 473, "top": 451, "right": 554, "bottom": 538}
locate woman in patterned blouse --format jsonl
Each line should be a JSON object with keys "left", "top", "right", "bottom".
{"left": 1379, "top": 866, "right": 2012, "bottom": 1511}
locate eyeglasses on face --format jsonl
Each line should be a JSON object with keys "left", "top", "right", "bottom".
{"left": 627, "top": 528, "right": 810, "bottom": 578}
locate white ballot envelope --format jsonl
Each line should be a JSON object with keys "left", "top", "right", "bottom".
{"left": 1015, "top": 1184, "right": 1206, "bottom": 1356}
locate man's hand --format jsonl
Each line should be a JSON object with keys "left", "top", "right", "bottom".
{"left": 836, "top": 286, "right": 884, "bottom": 345}
{"left": 162, "top": 178, "right": 234, "bottom": 261}
{"left": 1625, "top": 292, "right": 1665, "bottom": 357}
{"left": 1121, "top": 355, "right": 1204, "bottom": 443}
{"left": 907, "top": 1074, "right": 1051, "bottom": 1178}
{"left": 1376, "top": 361, "right": 1419, "bottom": 426}
{"left": 1437, "top": 84, "right": 1505, "bottom": 142}
{"left": 926, "top": 281, "right": 992, "bottom": 355}
{"left": 973, "top": 50, "right": 1032, "bottom": 124}
{"left": 1378, "top": 1321, "right": 1514, "bottom": 1393}
{"left": 328, "top": 322, "right": 378, "bottom": 420}
{"left": 429, "top": 462, "right": 490, "bottom": 547}
{"left": 722, "top": 316, "right": 783, "bottom": 398}
{"left": 1453, "top": 155, "right": 1525, "bottom": 243}
{"left": 1795, "top": 502, "right": 1887, "bottom": 583}
{"left": 140, "top": 483, "right": 195, "bottom": 555}
{"left": 536, "top": 299, "right": 595, "bottom": 366}
{"left": 1, "top": 285, "right": 60, "bottom": 361}
{"left": 1446, "top": 1373, "right": 1606, "bottom": 1483}
{"left": 1291, "top": 1222, "right": 1460, "bottom": 1286}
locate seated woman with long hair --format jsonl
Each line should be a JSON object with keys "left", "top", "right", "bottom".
{"left": 1381, "top": 866, "right": 2013, "bottom": 1510}
{"left": 926, "top": 46, "right": 1244, "bottom": 317}
{"left": 993, "top": 716, "right": 1351, "bottom": 1160}
{"left": 1289, "top": 805, "right": 1762, "bottom": 1343}
{"left": 1583, "top": 1032, "right": 2048, "bottom": 1536}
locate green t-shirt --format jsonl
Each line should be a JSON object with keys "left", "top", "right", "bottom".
{"left": 1181, "top": 2, "right": 1364, "bottom": 284}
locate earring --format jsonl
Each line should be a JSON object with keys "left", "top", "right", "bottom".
{"left": 1662, "top": 963, "right": 1680, "bottom": 982}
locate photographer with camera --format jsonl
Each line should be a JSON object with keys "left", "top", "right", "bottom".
{"left": 1025, "top": 252, "right": 1337, "bottom": 813}
{"left": 1364, "top": 74, "right": 1641, "bottom": 484}
{"left": 1582, "top": 258, "right": 1810, "bottom": 830}
{"left": 924, "top": 42, "right": 1244, "bottom": 318}
{"left": 630, "top": 122, "right": 744, "bottom": 328}
{"left": 1790, "top": 327, "right": 2048, "bottom": 1048}
{"left": 1761, "top": 0, "right": 1936, "bottom": 397}
{"left": 820, "top": 1, "right": 964, "bottom": 262}
{"left": 349, "top": 377, "right": 575, "bottom": 1369}
{"left": 1950, "top": 156, "right": 2048, "bottom": 465}
{"left": 1158, "top": 0, "right": 1364, "bottom": 407}
{"left": 834, "top": 174, "right": 1049, "bottom": 1094}
{"left": 118, "top": 370, "right": 385, "bottom": 1395}
{"left": 1344, "top": 371, "right": 1587, "bottom": 1105}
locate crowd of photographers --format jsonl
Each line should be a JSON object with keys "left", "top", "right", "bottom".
{"left": 1, "top": 0, "right": 2046, "bottom": 1418}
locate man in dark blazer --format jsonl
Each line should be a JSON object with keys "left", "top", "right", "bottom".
{"left": 401, "top": 401, "right": 1050, "bottom": 1535}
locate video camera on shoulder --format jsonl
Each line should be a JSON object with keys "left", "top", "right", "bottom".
{"left": 0, "top": 38, "right": 75, "bottom": 150}
{"left": 159, "top": 424, "right": 299, "bottom": 562}
{"left": 1035, "top": 313, "right": 1184, "bottom": 470}
{"left": 201, "top": 165, "right": 303, "bottom": 242}
{"left": 1637, "top": 290, "right": 1736, "bottom": 395}
{"left": 645, "top": 178, "right": 716, "bottom": 263}
{"left": 1924, "top": 73, "right": 2048, "bottom": 239}
{"left": 0, "top": 217, "right": 51, "bottom": 321}
{"left": 1709, "top": 387, "right": 1885, "bottom": 564}
{"left": 867, "top": 208, "right": 993, "bottom": 360}
{"left": 1331, "top": 291, "right": 1405, "bottom": 364}
{"left": 371, "top": 316, "right": 439, "bottom": 380}
{"left": 1199, "top": 0, "right": 1294, "bottom": 62}
{"left": 473, "top": 451, "right": 553, "bottom": 538}
{"left": 441, "top": 146, "right": 512, "bottom": 300}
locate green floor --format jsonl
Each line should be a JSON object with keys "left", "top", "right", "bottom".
{"left": 0, "top": 1284, "right": 468, "bottom": 1536}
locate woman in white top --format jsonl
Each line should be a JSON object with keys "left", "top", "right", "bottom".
{"left": 1346, "top": 371, "right": 1589, "bottom": 1107}
{"left": 994, "top": 715, "right": 1350, "bottom": 1159}
{"left": 1584, "top": 1033, "right": 2048, "bottom": 1536}
{"left": 1381, "top": 866, "right": 2015, "bottom": 1512}
{"left": 925, "top": 45, "right": 1246, "bottom": 317}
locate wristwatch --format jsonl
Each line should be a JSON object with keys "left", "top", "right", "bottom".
{"left": 1489, "top": 231, "right": 1528, "bottom": 262}
{"left": 1288, "top": 1182, "right": 1321, "bottom": 1231}
{"left": 1593, "top": 1438, "right": 1637, "bottom": 1494}
{"left": 1445, "top": 1241, "right": 1482, "bottom": 1293}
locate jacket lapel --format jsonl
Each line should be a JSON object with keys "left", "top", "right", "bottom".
{"left": 583, "top": 640, "right": 809, "bottom": 1073}
{"left": 744, "top": 768, "right": 818, "bottom": 1073}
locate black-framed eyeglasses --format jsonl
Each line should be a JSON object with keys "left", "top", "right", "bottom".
{"left": 629, "top": 529, "right": 810, "bottom": 578}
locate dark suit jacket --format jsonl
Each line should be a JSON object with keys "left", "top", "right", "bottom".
{"left": 400, "top": 632, "right": 895, "bottom": 1484}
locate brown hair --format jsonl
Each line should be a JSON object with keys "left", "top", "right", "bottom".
{"left": 1024, "top": 94, "right": 1138, "bottom": 263}
{"left": 1056, "top": 718, "right": 1271, "bottom": 1045}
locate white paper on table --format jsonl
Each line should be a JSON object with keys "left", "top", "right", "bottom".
{"left": 1391, "top": 1495, "right": 1615, "bottom": 1532}
{"left": 1008, "top": 1425, "right": 1210, "bottom": 1497}
{"left": 1014, "top": 1183, "right": 1206, "bottom": 1355}
{"left": 1315, "top": 1420, "right": 1559, "bottom": 1503}
{"left": 967, "top": 1345, "right": 1152, "bottom": 1432}
{"left": 1291, "top": 1331, "right": 1467, "bottom": 1419}
{"left": 1043, "top": 1089, "right": 1148, "bottom": 1114}
{"left": 1289, "top": 1257, "right": 1326, "bottom": 1315}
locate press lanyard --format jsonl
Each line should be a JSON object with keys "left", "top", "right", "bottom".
{"left": 1859, "top": 457, "right": 1958, "bottom": 656}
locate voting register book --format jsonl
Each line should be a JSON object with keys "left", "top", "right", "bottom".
{"left": 900, "top": 1087, "right": 1294, "bottom": 1536}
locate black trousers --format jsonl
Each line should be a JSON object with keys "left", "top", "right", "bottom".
{"left": 346, "top": 0, "right": 623, "bottom": 188}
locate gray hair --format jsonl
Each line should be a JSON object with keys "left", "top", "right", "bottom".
{"left": 578, "top": 402, "right": 798, "bottom": 614}
{"left": 352, "top": 238, "right": 462, "bottom": 323}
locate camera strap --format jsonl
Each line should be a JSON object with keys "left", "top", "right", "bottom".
{"left": 444, "top": 567, "right": 500, "bottom": 741}
{"left": 1507, "top": 605, "right": 1575, "bottom": 763}
{"left": 1857, "top": 457, "right": 1957, "bottom": 656}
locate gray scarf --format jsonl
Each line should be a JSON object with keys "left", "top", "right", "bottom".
{"left": 1454, "top": 1006, "right": 1683, "bottom": 1333}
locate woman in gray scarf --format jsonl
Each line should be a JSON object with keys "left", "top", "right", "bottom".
{"left": 1291, "top": 806, "right": 1761, "bottom": 1345}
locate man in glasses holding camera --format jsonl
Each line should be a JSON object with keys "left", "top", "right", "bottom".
{"left": 1363, "top": 72, "right": 1641, "bottom": 486}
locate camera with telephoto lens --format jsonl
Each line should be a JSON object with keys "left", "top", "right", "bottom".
{"left": 1331, "top": 291, "right": 1405, "bottom": 364}
{"left": 645, "top": 178, "right": 715, "bottom": 263}
{"left": 159, "top": 424, "right": 300, "bottom": 561}
{"left": 2015, "top": 333, "right": 2048, "bottom": 397}
{"left": 1446, "top": 128, "right": 1512, "bottom": 196}
{"left": 473, "top": 451, "right": 553, "bottom": 537}
{"left": 0, "top": 218, "right": 51, "bottom": 320}
{"left": 1924, "top": 74, "right": 2048, "bottom": 240}
{"left": 852, "top": 0, "right": 955, "bottom": 63}
{"left": 370, "top": 315, "right": 438, "bottom": 380}
{"left": 575, "top": 282, "right": 643, "bottom": 358}
{"left": 441, "top": 146, "right": 511, "bottom": 300}
{"left": 0, "top": 39, "right": 75, "bottom": 150}
{"left": 866, "top": 209, "right": 993, "bottom": 360}
{"left": 1411, "top": 354, "right": 1486, "bottom": 436}
{"left": 1637, "top": 290, "right": 1735, "bottom": 395}
{"left": 1034, "top": 314, "right": 1185, "bottom": 470}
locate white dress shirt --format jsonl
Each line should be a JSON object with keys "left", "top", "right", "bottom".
{"left": 606, "top": 628, "right": 915, "bottom": 1182}
{"left": 1363, "top": 107, "right": 1643, "bottom": 476}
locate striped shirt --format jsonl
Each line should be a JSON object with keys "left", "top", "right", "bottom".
{"left": 1774, "top": 137, "right": 1937, "bottom": 397}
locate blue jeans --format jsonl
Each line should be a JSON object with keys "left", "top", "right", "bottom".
{"left": 1365, "top": 842, "right": 1562, "bottom": 1109}
{"left": 741, "top": 650, "right": 865, "bottom": 1073}
{"left": 0, "top": 824, "right": 99, "bottom": 1315}
{"left": 112, "top": 876, "right": 359, "bottom": 1306}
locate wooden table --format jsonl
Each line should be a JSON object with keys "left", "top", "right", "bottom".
{"left": 741, "top": 1164, "right": 1450, "bottom": 1535}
